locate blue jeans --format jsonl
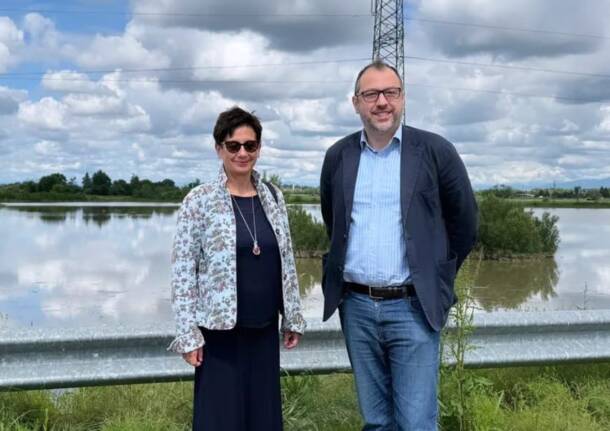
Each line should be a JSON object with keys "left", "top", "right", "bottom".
{"left": 339, "top": 291, "right": 440, "bottom": 431}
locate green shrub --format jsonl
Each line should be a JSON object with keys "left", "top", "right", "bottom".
{"left": 477, "top": 195, "right": 560, "bottom": 257}
{"left": 287, "top": 206, "right": 329, "bottom": 255}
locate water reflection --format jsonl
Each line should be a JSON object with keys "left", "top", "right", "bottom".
{"left": 6, "top": 205, "right": 178, "bottom": 227}
{"left": 473, "top": 258, "right": 559, "bottom": 311}
{"left": 0, "top": 205, "right": 177, "bottom": 328}
{"left": 1, "top": 205, "right": 609, "bottom": 328}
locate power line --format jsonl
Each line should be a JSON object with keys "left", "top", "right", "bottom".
{"left": 404, "top": 81, "right": 597, "bottom": 104}
{"left": 0, "top": 58, "right": 371, "bottom": 77}
{"left": 0, "top": 75, "right": 601, "bottom": 103}
{"left": 404, "top": 55, "right": 610, "bottom": 79}
{"left": 1, "top": 7, "right": 608, "bottom": 40}
{"left": 0, "top": 8, "right": 372, "bottom": 18}
{"left": 405, "top": 17, "right": 610, "bottom": 41}
{"left": 2, "top": 55, "right": 607, "bottom": 80}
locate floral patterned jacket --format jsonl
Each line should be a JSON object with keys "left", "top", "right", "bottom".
{"left": 168, "top": 166, "right": 306, "bottom": 353}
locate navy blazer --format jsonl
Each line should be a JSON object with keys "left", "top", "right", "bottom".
{"left": 320, "top": 125, "right": 478, "bottom": 331}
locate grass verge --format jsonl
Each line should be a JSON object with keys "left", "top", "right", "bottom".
{"left": 0, "top": 364, "right": 608, "bottom": 430}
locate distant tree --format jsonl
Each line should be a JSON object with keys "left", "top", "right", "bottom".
{"left": 600, "top": 187, "right": 609, "bottom": 198}
{"left": 129, "top": 175, "right": 141, "bottom": 193}
{"left": 91, "top": 170, "right": 112, "bottom": 195}
{"left": 269, "top": 174, "right": 282, "bottom": 187}
{"left": 38, "top": 173, "right": 67, "bottom": 192}
{"left": 158, "top": 178, "right": 175, "bottom": 188}
{"left": 133, "top": 179, "right": 154, "bottom": 198}
{"left": 481, "top": 184, "right": 515, "bottom": 199}
{"left": 110, "top": 179, "right": 132, "bottom": 195}
{"left": 82, "top": 172, "right": 92, "bottom": 194}
{"left": 573, "top": 186, "right": 581, "bottom": 200}
{"left": 23, "top": 181, "right": 38, "bottom": 193}
{"left": 184, "top": 178, "right": 201, "bottom": 191}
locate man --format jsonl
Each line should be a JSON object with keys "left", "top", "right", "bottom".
{"left": 320, "top": 61, "right": 478, "bottom": 430}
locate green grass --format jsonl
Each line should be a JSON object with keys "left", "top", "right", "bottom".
{"left": 1, "top": 365, "right": 608, "bottom": 430}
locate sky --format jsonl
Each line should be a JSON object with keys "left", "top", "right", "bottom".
{"left": 1, "top": 0, "right": 610, "bottom": 187}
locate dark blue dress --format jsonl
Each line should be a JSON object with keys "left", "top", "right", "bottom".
{"left": 192, "top": 195, "right": 284, "bottom": 431}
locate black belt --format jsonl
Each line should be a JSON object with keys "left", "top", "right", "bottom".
{"left": 345, "top": 282, "right": 415, "bottom": 300}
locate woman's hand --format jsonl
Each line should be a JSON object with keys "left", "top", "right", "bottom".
{"left": 283, "top": 331, "right": 301, "bottom": 349}
{"left": 182, "top": 347, "right": 204, "bottom": 367}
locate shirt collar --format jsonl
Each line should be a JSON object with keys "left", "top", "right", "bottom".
{"left": 359, "top": 125, "right": 402, "bottom": 152}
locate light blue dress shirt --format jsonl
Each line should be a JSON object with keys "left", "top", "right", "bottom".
{"left": 343, "top": 127, "right": 411, "bottom": 287}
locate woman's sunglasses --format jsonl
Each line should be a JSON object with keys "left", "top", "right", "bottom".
{"left": 222, "top": 140, "right": 260, "bottom": 154}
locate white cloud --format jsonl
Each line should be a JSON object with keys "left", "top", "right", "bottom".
{"left": 1, "top": 1, "right": 610, "bottom": 186}
{"left": 64, "top": 94, "right": 127, "bottom": 117}
{"left": 42, "top": 70, "right": 111, "bottom": 94}
{"left": 76, "top": 30, "right": 170, "bottom": 70}
{"left": 18, "top": 97, "right": 68, "bottom": 131}
{"left": 34, "top": 140, "right": 61, "bottom": 155}
{"left": 0, "top": 17, "right": 24, "bottom": 71}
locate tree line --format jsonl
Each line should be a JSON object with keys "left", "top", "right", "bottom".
{"left": 485, "top": 184, "right": 610, "bottom": 200}
{"left": 0, "top": 171, "right": 200, "bottom": 201}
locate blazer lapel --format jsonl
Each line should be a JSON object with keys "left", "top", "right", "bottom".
{"left": 342, "top": 136, "right": 361, "bottom": 230}
{"left": 400, "top": 126, "right": 423, "bottom": 222}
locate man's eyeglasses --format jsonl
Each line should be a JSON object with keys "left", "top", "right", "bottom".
{"left": 356, "top": 87, "right": 402, "bottom": 103}
{"left": 222, "top": 140, "right": 260, "bottom": 154}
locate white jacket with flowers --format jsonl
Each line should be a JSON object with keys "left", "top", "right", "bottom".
{"left": 168, "top": 166, "right": 306, "bottom": 353}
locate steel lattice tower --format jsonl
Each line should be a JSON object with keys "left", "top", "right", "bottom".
{"left": 371, "top": 0, "right": 405, "bottom": 120}
{"left": 372, "top": 0, "right": 404, "bottom": 80}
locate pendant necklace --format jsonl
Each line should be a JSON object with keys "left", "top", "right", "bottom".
{"left": 232, "top": 195, "right": 261, "bottom": 255}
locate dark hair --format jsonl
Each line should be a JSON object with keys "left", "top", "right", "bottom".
{"left": 354, "top": 60, "right": 403, "bottom": 94}
{"left": 213, "top": 106, "right": 262, "bottom": 146}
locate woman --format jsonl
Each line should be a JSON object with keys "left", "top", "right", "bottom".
{"left": 169, "top": 106, "right": 305, "bottom": 430}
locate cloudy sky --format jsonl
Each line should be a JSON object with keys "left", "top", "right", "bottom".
{"left": 1, "top": 0, "right": 610, "bottom": 187}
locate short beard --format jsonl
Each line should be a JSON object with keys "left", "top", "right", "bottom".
{"left": 366, "top": 112, "right": 402, "bottom": 134}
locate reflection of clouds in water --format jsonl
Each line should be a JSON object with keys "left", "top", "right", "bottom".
{"left": 18, "top": 260, "right": 66, "bottom": 291}
{"left": 595, "top": 267, "right": 610, "bottom": 295}
{"left": 2, "top": 207, "right": 176, "bottom": 326}
{"left": 40, "top": 274, "right": 166, "bottom": 322}
{"left": 3, "top": 206, "right": 610, "bottom": 327}
{"left": 19, "top": 249, "right": 157, "bottom": 321}
{"left": 300, "top": 283, "right": 324, "bottom": 319}
{"left": 559, "top": 233, "right": 586, "bottom": 245}
{"left": 578, "top": 249, "right": 610, "bottom": 258}
{"left": 34, "top": 231, "right": 60, "bottom": 249}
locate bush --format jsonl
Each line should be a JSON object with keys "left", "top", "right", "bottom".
{"left": 476, "top": 195, "right": 559, "bottom": 257}
{"left": 287, "top": 206, "right": 329, "bottom": 255}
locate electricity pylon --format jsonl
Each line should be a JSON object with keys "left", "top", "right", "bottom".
{"left": 371, "top": 0, "right": 405, "bottom": 121}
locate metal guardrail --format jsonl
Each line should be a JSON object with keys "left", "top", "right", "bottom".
{"left": 1, "top": 310, "right": 609, "bottom": 390}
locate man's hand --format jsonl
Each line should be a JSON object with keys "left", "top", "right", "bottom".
{"left": 182, "top": 347, "right": 203, "bottom": 367}
{"left": 283, "top": 331, "right": 301, "bottom": 349}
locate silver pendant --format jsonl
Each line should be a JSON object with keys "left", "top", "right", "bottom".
{"left": 252, "top": 241, "right": 261, "bottom": 256}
